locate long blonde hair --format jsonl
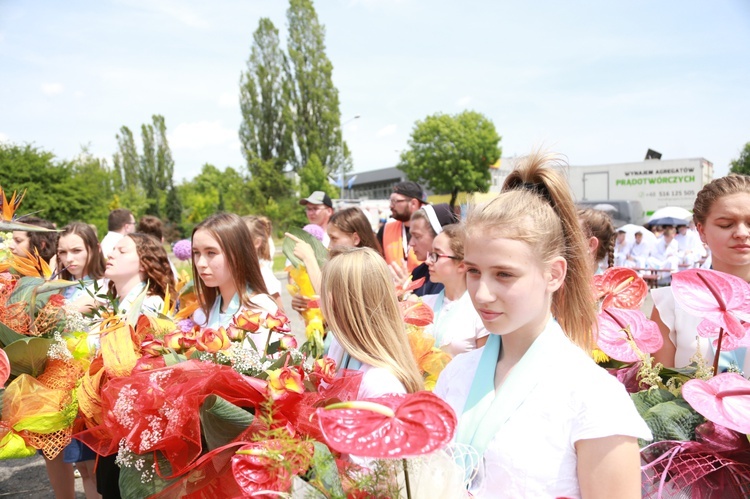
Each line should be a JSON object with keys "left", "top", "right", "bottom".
{"left": 320, "top": 247, "right": 423, "bottom": 393}
{"left": 464, "top": 150, "right": 596, "bottom": 352}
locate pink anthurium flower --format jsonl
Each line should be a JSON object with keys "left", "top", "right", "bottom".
{"left": 316, "top": 391, "right": 456, "bottom": 459}
{"left": 597, "top": 307, "right": 663, "bottom": 362}
{"left": 593, "top": 267, "right": 648, "bottom": 310}
{"left": 0, "top": 348, "right": 9, "bottom": 385}
{"left": 682, "top": 373, "right": 750, "bottom": 435}
{"left": 671, "top": 269, "right": 750, "bottom": 350}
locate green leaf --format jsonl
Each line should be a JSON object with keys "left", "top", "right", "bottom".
{"left": 7, "top": 277, "right": 45, "bottom": 306}
{"left": 0, "top": 221, "right": 58, "bottom": 232}
{"left": 641, "top": 398, "right": 705, "bottom": 445}
{"left": 5, "top": 337, "right": 53, "bottom": 377}
{"left": 304, "top": 441, "right": 345, "bottom": 499}
{"left": 291, "top": 476, "right": 329, "bottom": 498}
{"left": 199, "top": 395, "right": 254, "bottom": 451}
{"left": 0, "top": 319, "right": 26, "bottom": 348}
{"left": 283, "top": 227, "right": 328, "bottom": 269}
{"left": 125, "top": 283, "right": 149, "bottom": 326}
{"left": 119, "top": 451, "right": 175, "bottom": 499}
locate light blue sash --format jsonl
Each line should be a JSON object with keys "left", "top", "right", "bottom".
{"left": 206, "top": 291, "right": 242, "bottom": 329}
{"left": 455, "top": 318, "right": 561, "bottom": 457}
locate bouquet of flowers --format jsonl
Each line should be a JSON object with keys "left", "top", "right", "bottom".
{"left": 593, "top": 267, "right": 750, "bottom": 498}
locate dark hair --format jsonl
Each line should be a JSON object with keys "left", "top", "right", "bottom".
{"left": 17, "top": 216, "right": 57, "bottom": 264}
{"left": 693, "top": 174, "right": 750, "bottom": 226}
{"left": 57, "top": 222, "right": 105, "bottom": 280}
{"left": 329, "top": 207, "right": 382, "bottom": 254}
{"left": 192, "top": 213, "right": 268, "bottom": 316}
{"left": 578, "top": 208, "right": 616, "bottom": 268}
{"left": 108, "top": 208, "right": 134, "bottom": 232}
{"left": 440, "top": 223, "right": 465, "bottom": 260}
{"left": 108, "top": 233, "right": 176, "bottom": 302}
{"left": 137, "top": 215, "right": 163, "bottom": 241}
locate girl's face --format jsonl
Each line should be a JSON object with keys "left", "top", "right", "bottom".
{"left": 464, "top": 235, "right": 564, "bottom": 338}
{"left": 408, "top": 218, "right": 434, "bottom": 261}
{"left": 328, "top": 225, "right": 360, "bottom": 249}
{"left": 105, "top": 236, "right": 141, "bottom": 281}
{"left": 58, "top": 233, "right": 90, "bottom": 279}
{"left": 697, "top": 192, "right": 750, "bottom": 270}
{"left": 9, "top": 231, "right": 30, "bottom": 257}
{"left": 192, "top": 229, "right": 234, "bottom": 293}
{"left": 427, "top": 232, "right": 463, "bottom": 284}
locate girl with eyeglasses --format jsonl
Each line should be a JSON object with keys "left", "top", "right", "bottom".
{"left": 423, "top": 224, "right": 488, "bottom": 356}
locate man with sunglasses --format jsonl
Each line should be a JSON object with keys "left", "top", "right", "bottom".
{"left": 377, "top": 181, "right": 428, "bottom": 272}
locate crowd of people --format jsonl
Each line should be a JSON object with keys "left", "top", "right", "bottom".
{"left": 3, "top": 150, "right": 750, "bottom": 498}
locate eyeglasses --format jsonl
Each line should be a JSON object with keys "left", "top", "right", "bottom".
{"left": 389, "top": 198, "right": 409, "bottom": 206}
{"left": 426, "top": 252, "right": 460, "bottom": 264}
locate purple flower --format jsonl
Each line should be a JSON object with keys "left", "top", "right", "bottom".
{"left": 178, "top": 318, "right": 196, "bottom": 333}
{"left": 173, "top": 239, "right": 192, "bottom": 261}
{"left": 302, "top": 224, "right": 325, "bottom": 242}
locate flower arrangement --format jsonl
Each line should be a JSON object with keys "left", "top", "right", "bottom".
{"left": 593, "top": 266, "right": 750, "bottom": 497}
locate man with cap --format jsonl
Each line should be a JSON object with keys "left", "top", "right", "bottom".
{"left": 377, "top": 181, "right": 428, "bottom": 272}
{"left": 299, "top": 190, "right": 334, "bottom": 248}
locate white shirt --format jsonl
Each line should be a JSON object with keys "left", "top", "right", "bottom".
{"left": 422, "top": 291, "right": 489, "bottom": 357}
{"left": 100, "top": 231, "right": 124, "bottom": 260}
{"left": 434, "top": 324, "right": 651, "bottom": 498}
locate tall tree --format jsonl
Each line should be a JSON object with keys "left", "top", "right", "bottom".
{"left": 286, "top": 0, "right": 343, "bottom": 173}
{"left": 297, "top": 153, "right": 336, "bottom": 198}
{"left": 113, "top": 126, "right": 148, "bottom": 213}
{"left": 730, "top": 141, "right": 750, "bottom": 175}
{"left": 153, "top": 115, "right": 174, "bottom": 193}
{"left": 240, "top": 18, "right": 293, "bottom": 174}
{"left": 399, "top": 110, "right": 502, "bottom": 210}
{"left": 140, "top": 121, "right": 159, "bottom": 215}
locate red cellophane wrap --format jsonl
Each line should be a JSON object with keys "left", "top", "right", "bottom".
{"left": 148, "top": 370, "right": 362, "bottom": 498}
{"left": 641, "top": 421, "right": 750, "bottom": 498}
{"left": 75, "top": 360, "right": 267, "bottom": 478}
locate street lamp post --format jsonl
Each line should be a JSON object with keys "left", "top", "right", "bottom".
{"left": 340, "top": 115, "right": 360, "bottom": 200}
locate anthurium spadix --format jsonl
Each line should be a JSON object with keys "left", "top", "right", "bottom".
{"left": 316, "top": 392, "right": 456, "bottom": 459}
{"left": 671, "top": 269, "right": 750, "bottom": 351}
{"left": 682, "top": 373, "right": 750, "bottom": 435}
{"left": 597, "top": 308, "right": 663, "bottom": 362}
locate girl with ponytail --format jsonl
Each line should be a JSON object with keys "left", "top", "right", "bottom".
{"left": 434, "top": 151, "right": 650, "bottom": 498}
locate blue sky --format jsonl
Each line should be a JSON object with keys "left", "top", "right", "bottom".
{"left": 1, "top": 0, "right": 749, "bottom": 183}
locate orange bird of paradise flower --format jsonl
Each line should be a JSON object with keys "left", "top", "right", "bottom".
{"left": 0, "top": 187, "right": 26, "bottom": 221}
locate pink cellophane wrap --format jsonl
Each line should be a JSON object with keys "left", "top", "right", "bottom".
{"left": 641, "top": 421, "right": 750, "bottom": 498}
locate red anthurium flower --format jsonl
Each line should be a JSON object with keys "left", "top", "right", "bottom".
{"left": 0, "top": 348, "right": 9, "bottom": 385}
{"left": 265, "top": 312, "right": 291, "bottom": 333}
{"left": 316, "top": 391, "right": 456, "bottom": 459}
{"left": 232, "top": 440, "right": 312, "bottom": 496}
{"left": 396, "top": 276, "right": 426, "bottom": 298}
{"left": 592, "top": 267, "right": 648, "bottom": 310}
{"left": 400, "top": 299, "right": 434, "bottom": 327}
{"left": 234, "top": 310, "right": 262, "bottom": 333}
{"left": 671, "top": 269, "right": 750, "bottom": 350}
{"left": 597, "top": 308, "right": 663, "bottom": 362}
{"left": 682, "top": 373, "right": 750, "bottom": 435}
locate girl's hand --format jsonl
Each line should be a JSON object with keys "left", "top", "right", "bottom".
{"left": 284, "top": 232, "right": 316, "bottom": 267}
{"left": 291, "top": 293, "right": 311, "bottom": 313}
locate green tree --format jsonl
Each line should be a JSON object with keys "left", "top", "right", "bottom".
{"left": 113, "top": 126, "right": 148, "bottom": 213}
{"left": 286, "top": 0, "right": 344, "bottom": 173}
{"left": 240, "top": 18, "right": 294, "bottom": 180}
{"left": 165, "top": 181, "right": 183, "bottom": 236}
{"left": 297, "top": 153, "right": 336, "bottom": 198}
{"left": 178, "top": 164, "right": 254, "bottom": 231}
{"left": 730, "top": 141, "right": 750, "bottom": 175}
{"left": 398, "top": 110, "right": 501, "bottom": 209}
{"left": 138, "top": 115, "right": 174, "bottom": 216}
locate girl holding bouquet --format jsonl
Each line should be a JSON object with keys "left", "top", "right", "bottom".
{"left": 652, "top": 174, "right": 750, "bottom": 373}
{"left": 192, "top": 213, "right": 278, "bottom": 348}
{"left": 320, "top": 247, "right": 423, "bottom": 399}
{"left": 434, "top": 151, "right": 650, "bottom": 498}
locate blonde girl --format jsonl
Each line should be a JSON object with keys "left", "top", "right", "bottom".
{"left": 242, "top": 215, "right": 284, "bottom": 311}
{"left": 320, "top": 247, "right": 423, "bottom": 398}
{"left": 192, "top": 213, "right": 278, "bottom": 349}
{"left": 652, "top": 174, "right": 750, "bottom": 372}
{"left": 434, "top": 151, "right": 650, "bottom": 498}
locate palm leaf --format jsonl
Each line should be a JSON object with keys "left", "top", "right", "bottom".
{"left": 283, "top": 227, "right": 328, "bottom": 269}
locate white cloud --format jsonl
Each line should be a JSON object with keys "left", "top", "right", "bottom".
{"left": 456, "top": 96, "right": 472, "bottom": 108}
{"left": 168, "top": 120, "right": 237, "bottom": 150}
{"left": 376, "top": 124, "right": 397, "bottom": 137}
{"left": 74, "top": 91, "right": 85, "bottom": 98}
{"left": 217, "top": 92, "right": 237, "bottom": 109}
{"left": 41, "top": 83, "right": 64, "bottom": 96}
{"left": 0, "top": 132, "right": 9, "bottom": 143}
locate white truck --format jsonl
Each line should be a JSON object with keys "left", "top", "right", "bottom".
{"left": 566, "top": 157, "right": 714, "bottom": 219}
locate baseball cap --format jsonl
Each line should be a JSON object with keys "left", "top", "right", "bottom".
{"left": 299, "top": 191, "right": 333, "bottom": 208}
{"left": 392, "top": 181, "right": 428, "bottom": 204}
